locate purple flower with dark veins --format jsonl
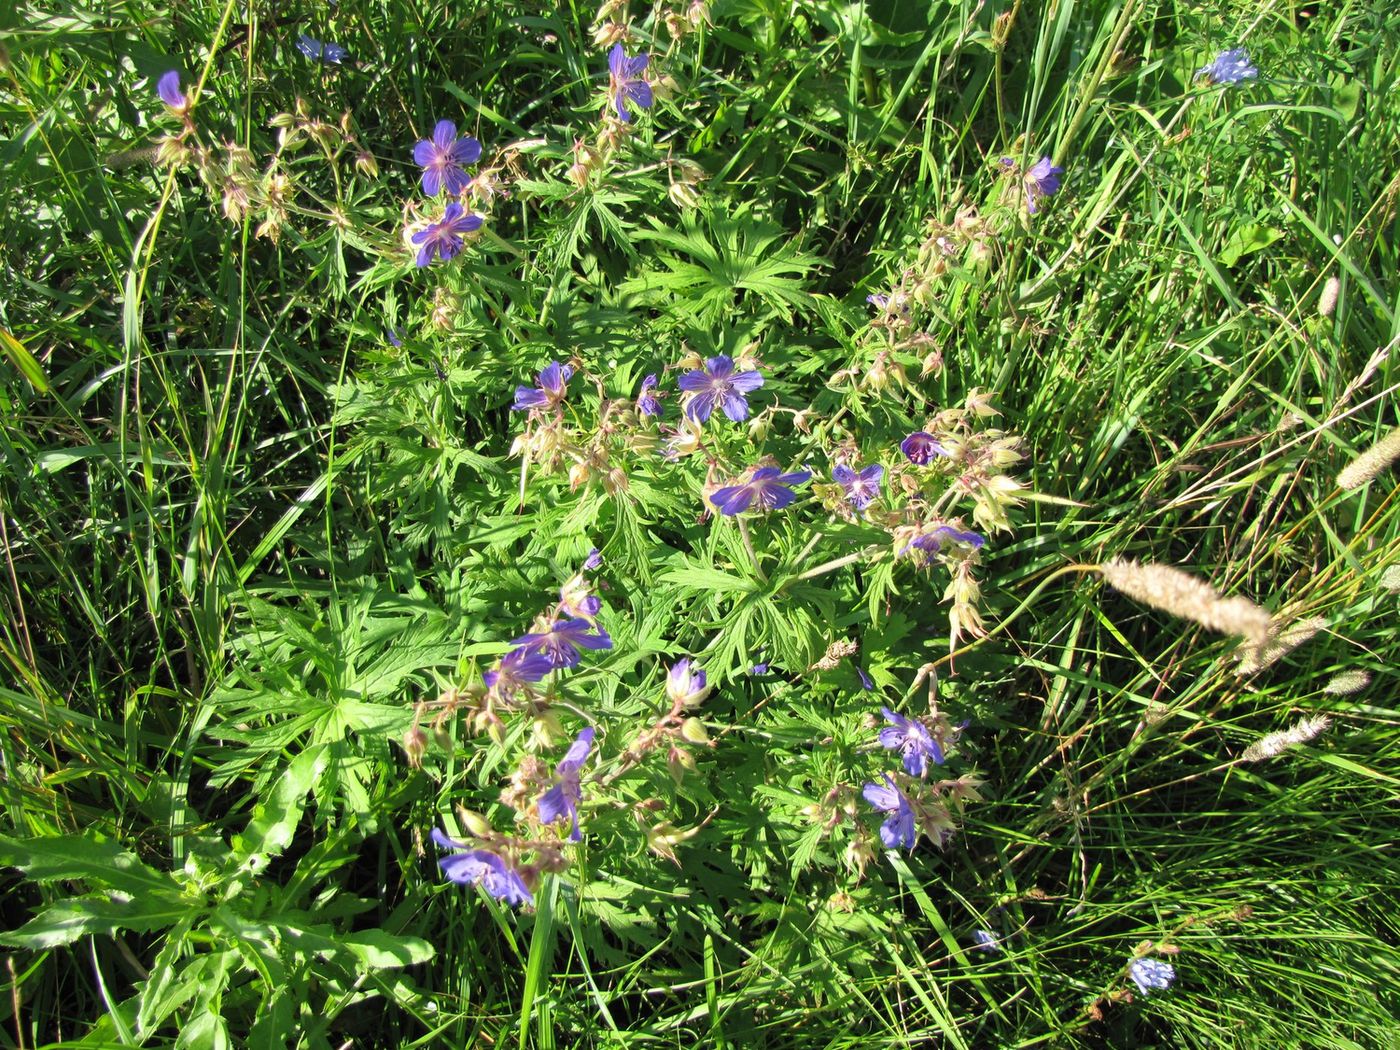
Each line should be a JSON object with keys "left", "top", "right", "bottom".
{"left": 878, "top": 707, "right": 944, "bottom": 777}
{"left": 1196, "top": 48, "right": 1257, "bottom": 86}
{"left": 1023, "top": 156, "right": 1063, "bottom": 214}
{"left": 431, "top": 829, "right": 534, "bottom": 906}
{"left": 512, "top": 362, "right": 573, "bottom": 412}
{"left": 295, "top": 35, "right": 349, "bottom": 64}
{"left": 709, "top": 467, "right": 812, "bottom": 516}
{"left": 637, "top": 373, "right": 663, "bottom": 417}
{"left": 862, "top": 775, "right": 917, "bottom": 850}
{"left": 511, "top": 618, "right": 612, "bottom": 669}
{"left": 413, "top": 119, "right": 482, "bottom": 197}
{"left": 678, "top": 355, "right": 764, "bottom": 423}
{"left": 484, "top": 647, "right": 555, "bottom": 700}
{"left": 412, "top": 202, "right": 483, "bottom": 267}
{"left": 156, "top": 70, "right": 187, "bottom": 111}
{"left": 538, "top": 727, "right": 595, "bottom": 842}
{"left": 900, "top": 432, "right": 947, "bottom": 465}
{"left": 608, "top": 43, "right": 653, "bottom": 123}
{"left": 832, "top": 463, "right": 883, "bottom": 510}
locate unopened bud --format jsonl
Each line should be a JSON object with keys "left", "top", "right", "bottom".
{"left": 355, "top": 150, "right": 379, "bottom": 179}
{"left": 666, "top": 745, "right": 696, "bottom": 784}
{"left": 461, "top": 809, "right": 495, "bottom": 838}
{"left": 679, "top": 716, "right": 709, "bottom": 744}
{"left": 402, "top": 727, "right": 429, "bottom": 768}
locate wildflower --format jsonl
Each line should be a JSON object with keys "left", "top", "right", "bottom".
{"left": 677, "top": 355, "right": 764, "bottom": 423}
{"left": 666, "top": 658, "right": 710, "bottom": 708}
{"left": 832, "top": 463, "right": 883, "bottom": 511}
{"left": 512, "top": 362, "right": 573, "bottom": 412}
{"left": 1127, "top": 957, "right": 1176, "bottom": 995}
{"left": 973, "top": 929, "right": 1001, "bottom": 953}
{"left": 709, "top": 467, "right": 812, "bottom": 516}
{"left": 856, "top": 666, "right": 875, "bottom": 691}
{"left": 637, "top": 373, "right": 663, "bottom": 417}
{"left": 156, "top": 70, "right": 188, "bottom": 113}
{"left": 411, "top": 202, "right": 483, "bottom": 267}
{"left": 484, "top": 647, "right": 555, "bottom": 700}
{"left": 749, "top": 662, "right": 769, "bottom": 676}
{"left": 386, "top": 327, "right": 403, "bottom": 348}
{"left": 583, "top": 547, "right": 603, "bottom": 571}
{"left": 538, "top": 728, "right": 595, "bottom": 842}
{"left": 901, "top": 431, "right": 947, "bottom": 465}
{"left": 1023, "top": 156, "right": 1063, "bottom": 214}
{"left": 295, "top": 34, "right": 349, "bottom": 64}
{"left": 899, "top": 524, "right": 986, "bottom": 562}
{"left": 1196, "top": 48, "right": 1258, "bottom": 85}
{"left": 413, "top": 119, "right": 482, "bottom": 197}
{"left": 559, "top": 577, "right": 601, "bottom": 622}
{"left": 607, "top": 43, "right": 653, "bottom": 123}
{"left": 511, "top": 618, "right": 612, "bottom": 669}
{"left": 862, "top": 775, "right": 917, "bottom": 850}
{"left": 878, "top": 707, "right": 944, "bottom": 777}
{"left": 431, "top": 829, "right": 534, "bottom": 905}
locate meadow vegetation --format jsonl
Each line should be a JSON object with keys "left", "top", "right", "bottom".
{"left": 2, "top": 0, "right": 1399, "bottom": 1046}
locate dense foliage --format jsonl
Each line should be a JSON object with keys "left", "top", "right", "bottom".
{"left": 2, "top": 1, "right": 1399, "bottom": 1046}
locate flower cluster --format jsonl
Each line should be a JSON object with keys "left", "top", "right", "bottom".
{"left": 860, "top": 704, "right": 974, "bottom": 853}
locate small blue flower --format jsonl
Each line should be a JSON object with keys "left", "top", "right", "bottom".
{"left": 156, "top": 70, "right": 187, "bottom": 111}
{"left": 483, "top": 647, "right": 554, "bottom": 700}
{"left": 900, "top": 524, "right": 986, "bottom": 563}
{"left": 637, "top": 373, "right": 663, "bottom": 417}
{"left": 1023, "top": 156, "right": 1063, "bottom": 214}
{"left": 666, "top": 658, "right": 710, "bottom": 707}
{"left": 538, "top": 728, "right": 595, "bottom": 842}
{"left": 295, "top": 34, "right": 349, "bottom": 64}
{"left": 431, "top": 829, "right": 533, "bottom": 906}
{"left": 833, "top": 463, "right": 883, "bottom": 511}
{"left": 709, "top": 466, "right": 811, "bottom": 516}
{"left": 386, "top": 326, "right": 403, "bottom": 348}
{"left": 511, "top": 618, "right": 612, "bottom": 669}
{"left": 856, "top": 667, "right": 875, "bottom": 691}
{"left": 862, "top": 774, "right": 917, "bottom": 850}
{"left": 677, "top": 355, "right": 764, "bottom": 422}
{"left": 1196, "top": 48, "right": 1258, "bottom": 85}
{"left": 608, "top": 43, "right": 653, "bottom": 123}
{"left": 900, "top": 431, "right": 947, "bottom": 465}
{"left": 1128, "top": 957, "right": 1176, "bottom": 995}
{"left": 411, "top": 202, "right": 483, "bottom": 267}
{"left": 512, "top": 362, "right": 573, "bottom": 412}
{"left": 583, "top": 547, "right": 603, "bottom": 571}
{"left": 974, "top": 929, "right": 1001, "bottom": 953}
{"left": 878, "top": 707, "right": 944, "bottom": 777}
{"left": 412, "top": 119, "right": 482, "bottom": 197}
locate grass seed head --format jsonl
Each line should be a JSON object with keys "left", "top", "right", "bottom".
{"left": 1336, "top": 427, "right": 1400, "bottom": 491}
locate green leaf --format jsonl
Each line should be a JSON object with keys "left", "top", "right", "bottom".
{"left": 0, "top": 896, "right": 185, "bottom": 949}
{"left": 233, "top": 745, "right": 327, "bottom": 866}
{"left": 0, "top": 833, "right": 182, "bottom": 901}
{"left": 0, "top": 326, "right": 49, "bottom": 392}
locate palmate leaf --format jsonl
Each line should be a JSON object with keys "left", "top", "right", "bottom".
{"left": 618, "top": 201, "right": 819, "bottom": 323}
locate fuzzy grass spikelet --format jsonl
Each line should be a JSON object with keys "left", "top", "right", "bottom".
{"left": 1322, "top": 670, "right": 1371, "bottom": 695}
{"left": 1336, "top": 427, "right": 1400, "bottom": 491}
{"left": 1240, "top": 715, "right": 1332, "bottom": 763}
{"left": 1237, "top": 616, "right": 1325, "bottom": 675}
{"left": 1099, "top": 560, "right": 1272, "bottom": 646}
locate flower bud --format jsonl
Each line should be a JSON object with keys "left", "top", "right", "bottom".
{"left": 402, "top": 726, "right": 429, "bottom": 768}
{"left": 666, "top": 745, "right": 696, "bottom": 785}
{"left": 355, "top": 150, "right": 379, "bottom": 179}
{"left": 666, "top": 658, "right": 711, "bottom": 708}
{"left": 679, "top": 716, "right": 709, "bottom": 744}
{"left": 461, "top": 809, "right": 495, "bottom": 838}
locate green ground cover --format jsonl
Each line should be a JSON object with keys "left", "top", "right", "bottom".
{"left": 2, "top": 0, "right": 1399, "bottom": 1046}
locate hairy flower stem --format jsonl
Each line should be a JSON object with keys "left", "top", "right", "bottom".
{"left": 792, "top": 546, "right": 882, "bottom": 583}
{"left": 737, "top": 516, "right": 766, "bottom": 582}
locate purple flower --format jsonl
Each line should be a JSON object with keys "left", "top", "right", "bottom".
{"left": 295, "top": 34, "right": 349, "bottom": 64}
{"left": 583, "top": 548, "right": 603, "bottom": 571}
{"left": 413, "top": 119, "right": 482, "bottom": 197}
{"left": 1128, "top": 957, "right": 1176, "bottom": 995}
{"left": 511, "top": 618, "right": 612, "bottom": 669}
{"left": 1023, "top": 156, "right": 1063, "bottom": 214}
{"left": 637, "top": 374, "right": 662, "bottom": 417}
{"left": 431, "top": 829, "right": 534, "bottom": 906}
{"left": 677, "top": 355, "right": 764, "bottom": 423}
{"left": 900, "top": 432, "right": 947, "bottom": 465}
{"left": 666, "top": 658, "right": 710, "bottom": 707}
{"left": 709, "top": 467, "right": 812, "bottom": 516}
{"left": 483, "top": 647, "right": 555, "bottom": 699}
{"left": 749, "top": 662, "right": 770, "bottom": 676}
{"left": 386, "top": 327, "right": 403, "bottom": 348}
{"left": 878, "top": 707, "right": 944, "bottom": 777}
{"left": 156, "top": 70, "right": 186, "bottom": 110}
{"left": 856, "top": 666, "right": 875, "bottom": 691}
{"left": 832, "top": 463, "right": 883, "bottom": 510}
{"left": 538, "top": 728, "right": 594, "bottom": 842}
{"left": 411, "top": 202, "right": 483, "bottom": 267}
{"left": 608, "top": 43, "right": 653, "bottom": 123}
{"left": 907, "top": 525, "right": 985, "bottom": 555}
{"left": 512, "top": 361, "right": 573, "bottom": 412}
{"left": 1196, "top": 48, "right": 1257, "bottom": 85}
{"left": 862, "top": 775, "right": 917, "bottom": 850}
{"left": 973, "top": 929, "right": 1001, "bottom": 953}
